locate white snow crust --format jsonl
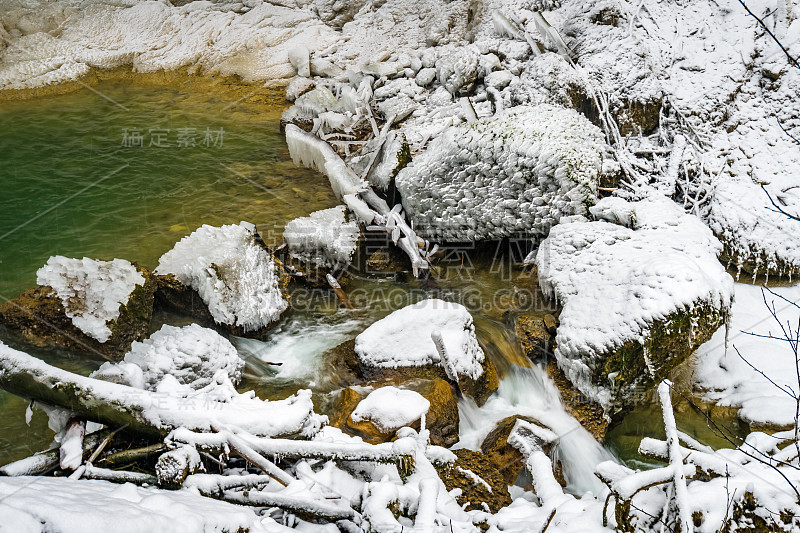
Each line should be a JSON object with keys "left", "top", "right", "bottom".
{"left": 155, "top": 222, "right": 287, "bottom": 332}
{"left": 350, "top": 386, "right": 430, "bottom": 432}
{"left": 36, "top": 256, "right": 145, "bottom": 343}
{"left": 536, "top": 196, "right": 735, "bottom": 410}
{"left": 695, "top": 282, "right": 800, "bottom": 428}
{"left": 93, "top": 323, "right": 243, "bottom": 391}
{"left": 395, "top": 104, "right": 603, "bottom": 241}
{"left": 0, "top": 476, "right": 275, "bottom": 533}
{"left": 354, "top": 299, "right": 485, "bottom": 379}
{"left": 0, "top": 0, "right": 339, "bottom": 90}
{"left": 283, "top": 206, "right": 359, "bottom": 267}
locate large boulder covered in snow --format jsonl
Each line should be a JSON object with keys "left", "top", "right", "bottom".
{"left": 91, "top": 323, "right": 244, "bottom": 392}
{"left": 395, "top": 104, "right": 603, "bottom": 242}
{"left": 535, "top": 196, "right": 734, "bottom": 421}
{"left": 0, "top": 256, "right": 156, "bottom": 359}
{"left": 154, "top": 222, "right": 289, "bottom": 337}
{"left": 350, "top": 299, "right": 499, "bottom": 405}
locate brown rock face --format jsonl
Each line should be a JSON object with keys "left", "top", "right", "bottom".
{"left": 331, "top": 378, "right": 460, "bottom": 448}
{"left": 326, "top": 339, "right": 499, "bottom": 407}
{"left": 546, "top": 360, "right": 609, "bottom": 442}
{"left": 435, "top": 449, "right": 512, "bottom": 513}
{"left": 0, "top": 265, "right": 156, "bottom": 360}
{"left": 480, "top": 415, "right": 565, "bottom": 489}
{"left": 515, "top": 314, "right": 557, "bottom": 361}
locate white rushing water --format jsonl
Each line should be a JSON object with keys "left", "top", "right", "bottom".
{"left": 456, "top": 364, "right": 615, "bottom": 497}
{"left": 232, "top": 314, "right": 364, "bottom": 382}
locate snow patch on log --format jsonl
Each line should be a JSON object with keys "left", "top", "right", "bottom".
{"left": 36, "top": 256, "right": 145, "bottom": 343}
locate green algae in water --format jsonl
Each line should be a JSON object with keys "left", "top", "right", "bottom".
{"left": 0, "top": 76, "right": 338, "bottom": 299}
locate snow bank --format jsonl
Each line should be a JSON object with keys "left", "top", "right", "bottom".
{"left": 36, "top": 256, "right": 145, "bottom": 343}
{"left": 155, "top": 222, "right": 287, "bottom": 333}
{"left": 0, "top": 0, "right": 339, "bottom": 90}
{"left": 350, "top": 386, "right": 430, "bottom": 432}
{"left": 695, "top": 282, "right": 800, "bottom": 428}
{"left": 0, "top": 476, "right": 273, "bottom": 533}
{"left": 283, "top": 206, "right": 360, "bottom": 268}
{"left": 355, "top": 299, "right": 485, "bottom": 379}
{"left": 93, "top": 324, "right": 243, "bottom": 391}
{"left": 536, "top": 196, "right": 734, "bottom": 411}
{"left": 395, "top": 104, "right": 603, "bottom": 241}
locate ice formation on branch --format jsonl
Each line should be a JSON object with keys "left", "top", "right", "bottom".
{"left": 350, "top": 386, "right": 430, "bottom": 432}
{"left": 92, "top": 323, "right": 243, "bottom": 392}
{"left": 283, "top": 206, "right": 360, "bottom": 268}
{"left": 535, "top": 196, "right": 734, "bottom": 412}
{"left": 155, "top": 222, "right": 287, "bottom": 333}
{"left": 355, "top": 299, "right": 485, "bottom": 379}
{"left": 36, "top": 256, "right": 145, "bottom": 343}
{"left": 395, "top": 104, "right": 603, "bottom": 241}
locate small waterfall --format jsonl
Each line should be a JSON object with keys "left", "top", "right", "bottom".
{"left": 456, "top": 364, "right": 615, "bottom": 496}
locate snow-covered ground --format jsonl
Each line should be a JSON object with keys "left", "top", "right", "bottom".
{"left": 695, "top": 281, "right": 800, "bottom": 429}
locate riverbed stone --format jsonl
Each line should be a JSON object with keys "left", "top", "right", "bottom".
{"left": 0, "top": 263, "right": 156, "bottom": 360}
{"left": 435, "top": 449, "right": 512, "bottom": 513}
{"left": 515, "top": 314, "right": 556, "bottom": 361}
{"left": 480, "top": 415, "right": 565, "bottom": 488}
{"left": 545, "top": 360, "right": 609, "bottom": 441}
{"left": 331, "top": 378, "right": 459, "bottom": 447}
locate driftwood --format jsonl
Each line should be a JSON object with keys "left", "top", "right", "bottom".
{"left": 0, "top": 428, "right": 113, "bottom": 477}
{"left": 219, "top": 489, "right": 357, "bottom": 521}
{"left": 78, "top": 464, "right": 157, "bottom": 485}
{"left": 100, "top": 443, "right": 167, "bottom": 468}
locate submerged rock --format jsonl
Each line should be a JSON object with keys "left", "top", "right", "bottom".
{"left": 154, "top": 222, "right": 289, "bottom": 337}
{"left": 535, "top": 196, "right": 734, "bottom": 422}
{"left": 395, "top": 104, "right": 603, "bottom": 242}
{"left": 0, "top": 257, "right": 156, "bottom": 359}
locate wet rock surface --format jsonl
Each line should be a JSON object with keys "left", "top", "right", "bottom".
{"left": 435, "top": 448, "right": 512, "bottom": 514}
{"left": 0, "top": 264, "right": 156, "bottom": 360}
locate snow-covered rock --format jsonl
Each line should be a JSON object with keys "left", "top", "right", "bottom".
{"left": 355, "top": 299, "right": 485, "bottom": 379}
{"left": 35, "top": 256, "right": 145, "bottom": 343}
{"left": 283, "top": 206, "right": 360, "bottom": 268}
{"left": 0, "top": 256, "right": 156, "bottom": 358}
{"left": 350, "top": 386, "right": 430, "bottom": 432}
{"left": 155, "top": 222, "right": 288, "bottom": 334}
{"left": 436, "top": 45, "right": 480, "bottom": 95}
{"left": 535, "top": 196, "right": 734, "bottom": 417}
{"left": 92, "top": 323, "right": 243, "bottom": 392}
{"left": 395, "top": 104, "right": 603, "bottom": 242}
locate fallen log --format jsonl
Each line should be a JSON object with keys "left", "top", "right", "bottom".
{"left": 0, "top": 343, "right": 319, "bottom": 439}
{"left": 0, "top": 428, "right": 112, "bottom": 476}
{"left": 99, "top": 443, "right": 166, "bottom": 468}
{"left": 219, "top": 489, "right": 357, "bottom": 521}
{"left": 59, "top": 417, "right": 85, "bottom": 471}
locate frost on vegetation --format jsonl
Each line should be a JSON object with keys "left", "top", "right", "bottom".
{"left": 36, "top": 256, "right": 145, "bottom": 343}
{"left": 350, "top": 386, "right": 430, "bottom": 432}
{"left": 92, "top": 323, "right": 243, "bottom": 392}
{"left": 155, "top": 222, "right": 287, "bottom": 333}
{"left": 436, "top": 44, "right": 480, "bottom": 95}
{"left": 283, "top": 206, "right": 360, "bottom": 268}
{"left": 395, "top": 104, "right": 603, "bottom": 241}
{"left": 354, "top": 299, "right": 485, "bottom": 379}
{"left": 535, "top": 196, "right": 734, "bottom": 411}
{"left": 0, "top": 0, "right": 340, "bottom": 89}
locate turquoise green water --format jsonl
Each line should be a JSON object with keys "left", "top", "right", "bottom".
{"left": 0, "top": 76, "right": 338, "bottom": 300}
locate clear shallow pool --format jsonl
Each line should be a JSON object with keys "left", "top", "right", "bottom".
{"left": 0, "top": 72, "right": 338, "bottom": 299}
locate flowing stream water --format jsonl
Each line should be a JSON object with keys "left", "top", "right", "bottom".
{"left": 0, "top": 75, "right": 743, "bottom": 487}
